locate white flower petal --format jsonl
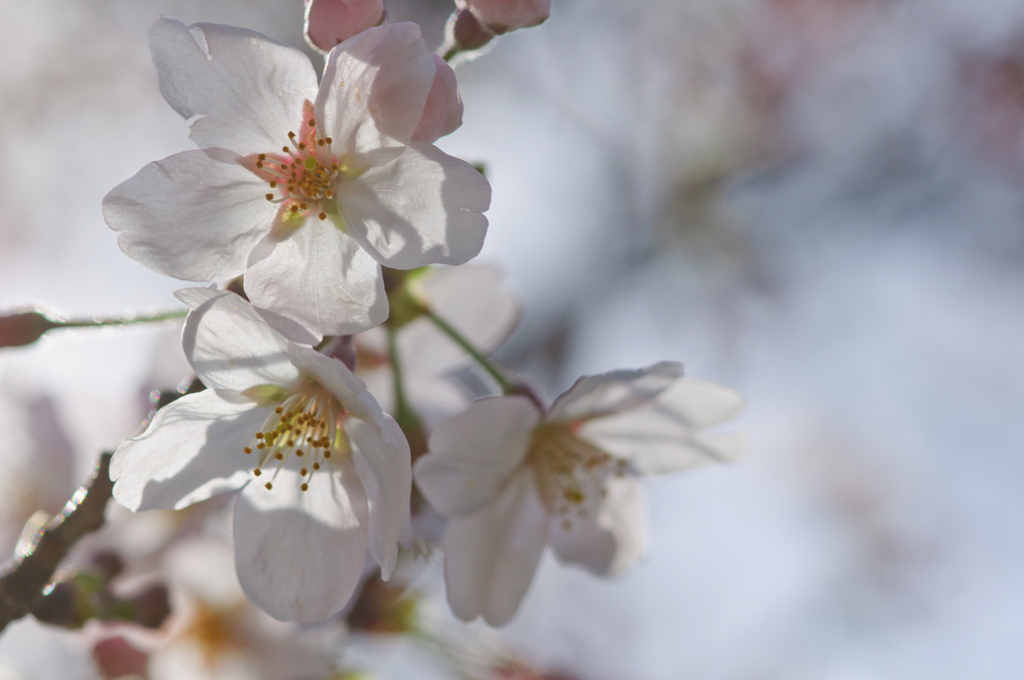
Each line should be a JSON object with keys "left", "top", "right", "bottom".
{"left": 149, "top": 18, "right": 317, "bottom": 155}
{"left": 316, "top": 23, "right": 435, "bottom": 159}
{"left": 577, "top": 380, "right": 747, "bottom": 475}
{"left": 348, "top": 415, "right": 412, "bottom": 580}
{"left": 233, "top": 457, "right": 369, "bottom": 622}
{"left": 285, "top": 342, "right": 382, "bottom": 429}
{"left": 104, "top": 149, "right": 276, "bottom": 282}
{"left": 548, "top": 476, "right": 647, "bottom": 577}
{"left": 337, "top": 142, "right": 489, "bottom": 269}
{"left": 414, "top": 396, "right": 540, "bottom": 517}
{"left": 244, "top": 219, "right": 388, "bottom": 343}
{"left": 654, "top": 378, "right": 747, "bottom": 429}
{"left": 399, "top": 264, "right": 519, "bottom": 374}
{"left": 110, "top": 391, "right": 267, "bottom": 512}
{"left": 547, "top": 361, "right": 683, "bottom": 423}
{"left": 441, "top": 469, "right": 547, "bottom": 626}
{"left": 178, "top": 288, "right": 300, "bottom": 393}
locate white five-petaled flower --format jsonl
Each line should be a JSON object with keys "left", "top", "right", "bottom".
{"left": 110, "top": 287, "right": 412, "bottom": 623}
{"left": 413, "top": 362, "right": 746, "bottom": 626}
{"left": 103, "top": 19, "right": 489, "bottom": 344}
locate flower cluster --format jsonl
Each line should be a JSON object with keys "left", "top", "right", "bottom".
{"left": 102, "top": 5, "right": 746, "bottom": 629}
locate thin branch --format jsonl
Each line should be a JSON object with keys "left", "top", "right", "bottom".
{"left": 0, "top": 452, "right": 114, "bottom": 633}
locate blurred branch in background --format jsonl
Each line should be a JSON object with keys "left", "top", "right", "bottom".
{"left": 0, "top": 452, "right": 168, "bottom": 634}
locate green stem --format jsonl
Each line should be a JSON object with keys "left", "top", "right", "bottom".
{"left": 56, "top": 309, "right": 187, "bottom": 329}
{"left": 386, "top": 325, "right": 412, "bottom": 422}
{"left": 421, "top": 306, "right": 515, "bottom": 393}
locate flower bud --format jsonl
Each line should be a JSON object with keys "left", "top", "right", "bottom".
{"left": 322, "top": 335, "right": 358, "bottom": 372}
{"left": 413, "top": 55, "right": 464, "bottom": 143}
{"left": 464, "top": 0, "right": 550, "bottom": 34}
{"left": 304, "top": 0, "right": 386, "bottom": 53}
{"left": 0, "top": 310, "right": 59, "bottom": 348}
{"left": 450, "top": 8, "right": 495, "bottom": 52}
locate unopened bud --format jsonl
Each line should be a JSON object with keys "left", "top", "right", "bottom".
{"left": 463, "top": 0, "right": 550, "bottom": 35}
{"left": 0, "top": 310, "right": 59, "bottom": 348}
{"left": 304, "top": 0, "right": 386, "bottom": 53}
{"left": 322, "top": 335, "right": 358, "bottom": 372}
{"left": 450, "top": 8, "right": 494, "bottom": 52}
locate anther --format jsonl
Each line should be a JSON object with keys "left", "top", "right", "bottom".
{"left": 319, "top": 212, "right": 327, "bottom": 220}
{"left": 265, "top": 482, "right": 273, "bottom": 490}
{"left": 282, "top": 146, "right": 290, "bottom": 153}
{"left": 275, "top": 452, "right": 284, "bottom": 460}
{"left": 256, "top": 432, "right": 265, "bottom": 439}
{"left": 308, "top": 118, "right": 315, "bottom": 127}
{"left": 275, "top": 407, "right": 284, "bottom": 414}
{"left": 300, "top": 468, "right": 308, "bottom": 476}
{"left": 254, "top": 469, "right": 262, "bottom": 476}
{"left": 297, "top": 142, "right": 306, "bottom": 150}
{"left": 301, "top": 483, "right": 308, "bottom": 491}
{"left": 296, "top": 449, "right": 304, "bottom": 457}
{"left": 265, "top": 194, "right": 274, "bottom": 201}
{"left": 258, "top": 153, "right": 267, "bottom": 160}
{"left": 244, "top": 447, "right": 252, "bottom": 454}
{"left": 257, "top": 443, "right": 265, "bottom": 450}
{"left": 325, "top": 137, "right": 333, "bottom": 144}
{"left": 270, "top": 181, "right": 277, "bottom": 188}
{"left": 313, "top": 462, "right": 320, "bottom": 470}
{"left": 288, "top": 131, "right": 296, "bottom": 138}
{"left": 323, "top": 451, "right": 332, "bottom": 459}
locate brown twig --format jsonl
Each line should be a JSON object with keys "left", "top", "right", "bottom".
{"left": 0, "top": 452, "right": 114, "bottom": 632}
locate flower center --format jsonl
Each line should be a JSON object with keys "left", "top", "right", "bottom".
{"left": 242, "top": 385, "right": 350, "bottom": 492}
{"left": 527, "top": 423, "right": 629, "bottom": 531}
{"left": 254, "top": 108, "right": 342, "bottom": 223}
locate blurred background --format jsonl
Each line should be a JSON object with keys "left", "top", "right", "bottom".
{"left": 2, "top": 0, "right": 1024, "bottom": 677}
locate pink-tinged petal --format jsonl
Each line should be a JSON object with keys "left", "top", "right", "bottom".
{"left": 149, "top": 18, "right": 317, "bottom": 155}
{"left": 304, "top": 0, "right": 385, "bottom": 53}
{"left": 111, "top": 391, "right": 268, "bottom": 512}
{"left": 548, "top": 476, "right": 647, "bottom": 577}
{"left": 233, "top": 457, "right": 369, "bottom": 622}
{"left": 399, "top": 264, "right": 519, "bottom": 374}
{"left": 104, "top": 149, "right": 276, "bottom": 282}
{"left": 442, "top": 469, "right": 547, "bottom": 626}
{"left": 547, "top": 362, "right": 683, "bottom": 423}
{"left": 337, "top": 142, "right": 490, "bottom": 269}
{"left": 244, "top": 219, "right": 388, "bottom": 344}
{"left": 316, "top": 23, "right": 435, "bottom": 159}
{"left": 467, "top": 0, "right": 551, "bottom": 33}
{"left": 414, "top": 396, "right": 540, "bottom": 517}
{"left": 177, "top": 288, "right": 300, "bottom": 393}
{"left": 412, "top": 55, "right": 463, "bottom": 143}
{"left": 348, "top": 416, "right": 412, "bottom": 579}
{"left": 577, "top": 380, "right": 747, "bottom": 475}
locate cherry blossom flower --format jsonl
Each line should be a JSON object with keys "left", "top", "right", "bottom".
{"left": 103, "top": 19, "right": 489, "bottom": 344}
{"left": 413, "top": 362, "right": 746, "bottom": 625}
{"left": 110, "top": 287, "right": 411, "bottom": 622}
{"left": 304, "top": 0, "right": 385, "bottom": 53}
{"left": 461, "top": 0, "right": 550, "bottom": 34}
{"left": 355, "top": 264, "right": 519, "bottom": 423}
{"left": 146, "top": 539, "right": 342, "bottom": 680}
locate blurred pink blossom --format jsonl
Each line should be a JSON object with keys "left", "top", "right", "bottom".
{"left": 304, "top": 0, "right": 385, "bottom": 53}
